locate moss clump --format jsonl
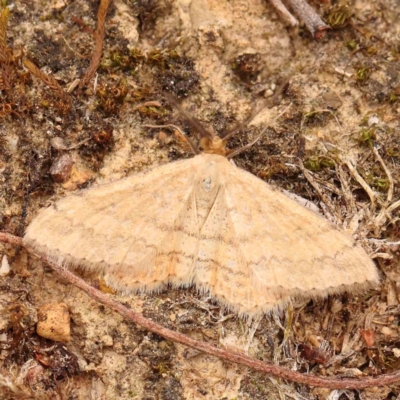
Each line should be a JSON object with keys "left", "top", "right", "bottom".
{"left": 326, "top": 4, "right": 353, "bottom": 29}
{"left": 304, "top": 155, "right": 335, "bottom": 172}
{"left": 357, "top": 127, "right": 376, "bottom": 148}
{"left": 355, "top": 65, "right": 371, "bottom": 82}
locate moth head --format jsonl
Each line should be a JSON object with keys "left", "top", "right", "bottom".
{"left": 200, "top": 135, "right": 227, "bottom": 156}
{"left": 145, "top": 95, "right": 291, "bottom": 159}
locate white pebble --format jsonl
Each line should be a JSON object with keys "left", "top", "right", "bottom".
{"left": 0, "top": 255, "right": 10, "bottom": 276}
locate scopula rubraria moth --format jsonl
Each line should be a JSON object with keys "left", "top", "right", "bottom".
{"left": 23, "top": 129, "right": 380, "bottom": 317}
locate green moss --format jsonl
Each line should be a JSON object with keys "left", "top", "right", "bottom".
{"left": 366, "top": 46, "right": 377, "bottom": 57}
{"left": 137, "top": 106, "right": 169, "bottom": 117}
{"left": 388, "top": 92, "right": 398, "bottom": 104}
{"left": 129, "top": 47, "right": 145, "bottom": 61}
{"left": 155, "top": 361, "right": 169, "bottom": 374}
{"left": 304, "top": 155, "right": 335, "bottom": 172}
{"left": 346, "top": 39, "right": 357, "bottom": 51}
{"left": 357, "top": 127, "right": 376, "bottom": 148}
{"left": 386, "top": 147, "right": 399, "bottom": 157}
{"left": 327, "top": 5, "right": 352, "bottom": 29}
{"left": 355, "top": 65, "right": 371, "bottom": 82}
{"left": 364, "top": 172, "right": 390, "bottom": 192}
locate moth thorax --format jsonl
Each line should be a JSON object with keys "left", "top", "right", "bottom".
{"left": 202, "top": 177, "right": 212, "bottom": 192}
{"left": 200, "top": 136, "right": 227, "bottom": 156}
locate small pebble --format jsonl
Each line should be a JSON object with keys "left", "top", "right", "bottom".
{"left": 330, "top": 299, "right": 343, "bottom": 314}
{"left": 50, "top": 154, "right": 74, "bottom": 183}
{"left": 264, "top": 89, "right": 273, "bottom": 97}
{"left": 381, "top": 326, "right": 395, "bottom": 337}
{"left": 158, "top": 131, "right": 169, "bottom": 143}
{"left": 367, "top": 115, "right": 379, "bottom": 127}
{"left": 37, "top": 303, "right": 71, "bottom": 342}
{"left": 0, "top": 255, "right": 10, "bottom": 276}
{"left": 360, "top": 329, "right": 375, "bottom": 347}
{"left": 308, "top": 334, "right": 322, "bottom": 348}
{"left": 101, "top": 334, "right": 113, "bottom": 346}
{"left": 50, "top": 137, "right": 69, "bottom": 150}
{"left": 393, "top": 348, "right": 400, "bottom": 358}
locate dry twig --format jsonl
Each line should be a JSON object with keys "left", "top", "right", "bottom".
{"left": 372, "top": 145, "right": 398, "bottom": 232}
{"left": 373, "top": 146, "right": 394, "bottom": 204}
{"left": 268, "top": 0, "right": 330, "bottom": 39}
{"left": 342, "top": 156, "right": 381, "bottom": 212}
{"left": 336, "top": 163, "right": 356, "bottom": 217}
{"left": 286, "top": 0, "right": 330, "bottom": 39}
{"left": 269, "top": 0, "right": 299, "bottom": 27}
{"left": 1, "top": 231, "right": 400, "bottom": 389}
{"left": 299, "top": 161, "right": 337, "bottom": 218}
{"left": 78, "top": 0, "right": 111, "bottom": 89}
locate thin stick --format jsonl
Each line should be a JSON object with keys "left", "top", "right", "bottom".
{"left": 269, "top": 0, "right": 299, "bottom": 27}
{"left": 386, "top": 199, "right": 400, "bottom": 214}
{"left": 1, "top": 231, "right": 400, "bottom": 389}
{"left": 79, "top": 0, "right": 111, "bottom": 89}
{"left": 286, "top": 0, "right": 330, "bottom": 39}
{"left": 372, "top": 146, "right": 394, "bottom": 204}
{"left": 374, "top": 199, "right": 400, "bottom": 229}
{"left": 343, "top": 156, "right": 381, "bottom": 212}
{"left": 371, "top": 146, "right": 396, "bottom": 231}
{"left": 368, "top": 238, "right": 400, "bottom": 246}
{"left": 336, "top": 163, "right": 356, "bottom": 217}
{"left": 299, "top": 161, "right": 337, "bottom": 217}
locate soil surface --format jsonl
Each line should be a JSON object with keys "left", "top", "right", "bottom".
{"left": 0, "top": 0, "right": 400, "bottom": 399}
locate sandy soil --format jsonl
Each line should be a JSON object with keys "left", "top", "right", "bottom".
{"left": 0, "top": 0, "right": 400, "bottom": 399}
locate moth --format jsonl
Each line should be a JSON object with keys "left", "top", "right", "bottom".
{"left": 23, "top": 105, "right": 380, "bottom": 317}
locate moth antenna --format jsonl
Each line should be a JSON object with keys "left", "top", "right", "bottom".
{"left": 227, "top": 103, "right": 293, "bottom": 158}
{"left": 221, "top": 108, "right": 261, "bottom": 141}
{"left": 227, "top": 127, "right": 274, "bottom": 159}
{"left": 142, "top": 124, "right": 199, "bottom": 155}
{"left": 222, "top": 101, "right": 292, "bottom": 141}
{"left": 163, "top": 94, "right": 214, "bottom": 140}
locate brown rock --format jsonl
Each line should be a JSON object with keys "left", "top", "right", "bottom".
{"left": 50, "top": 154, "right": 74, "bottom": 183}
{"left": 36, "top": 303, "right": 71, "bottom": 342}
